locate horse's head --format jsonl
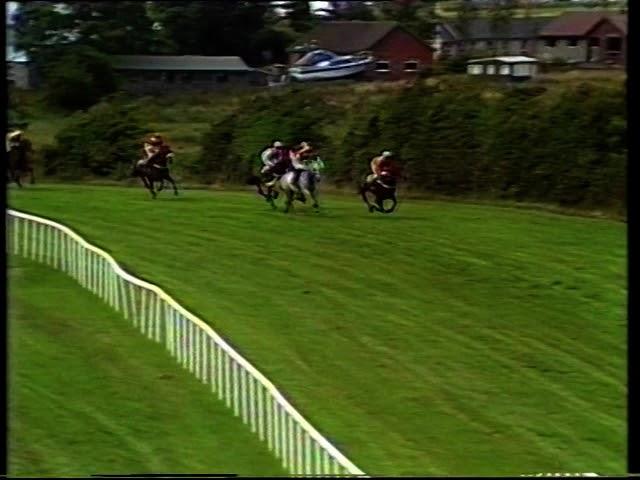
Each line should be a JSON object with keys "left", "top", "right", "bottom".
{"left": 308, "top": 156, "right": 325, "bottom": 174}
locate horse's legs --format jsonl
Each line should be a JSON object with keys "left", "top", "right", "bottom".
{"left": 284, "top": 189, "right": 294, "bottom": 213}
{"left": 14, "top": 172, "right": 23, "bottom": 189}
{"left": 140, "top": 175, "right": 156, "bottom": 198}
{"left": 29, "top": 167, "right": 35, "bottom": 185}
{"left": 266, "top": 186, "right": 277, "bottom": 210}
{"left": 165, "top": 174, "right": 178, "bottom": 196}
{"left": 360, "top": 184, "right": 375, "bottom": 212}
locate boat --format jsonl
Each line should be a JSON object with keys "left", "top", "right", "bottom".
{"left": 288, "top": 49, "right": 374, "bottom": 81}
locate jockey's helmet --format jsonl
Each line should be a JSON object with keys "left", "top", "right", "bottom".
{"left": 382, "top": 151, "right": 392, "bottom": 158}
{"left": 8, "top": 130, "right": 22, "bottom": 140}
{"left": 273, "top": 141, "right": 283, "bottom": 148}
{"left": 148, "top": 134, "right": 163, "bottom": 146}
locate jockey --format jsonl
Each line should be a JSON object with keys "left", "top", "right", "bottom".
{"left": 138, "top": 134, "right": 174, "bottom": 169}
{"left": 261, "top": 141, "right": 291, "bottom": 187}
{"left": 6, "top": 130, "right": 24, "bottom": 152}
{"left": 366, "top": 150, "right": 396, "bottom": 185}
{"left": 290, "top": 141, "right": 314, "bottom": 201}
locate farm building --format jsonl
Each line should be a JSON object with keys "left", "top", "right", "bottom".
{"left": 110, "top": 55, "right": 268, "bottom": 94}
{"left": 437, "top": 17, "right": 550, "bottom": 58}
{"left": 289, "top": 21, "right": 435, "bottom": 81}
{"left": 537, "top": 12, "right": 627, "bottom": 66}
{"left": 466, "top": 56, "right": 539, "bottom": 80}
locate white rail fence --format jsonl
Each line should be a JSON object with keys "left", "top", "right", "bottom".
{"left": 6, "top": 209, "right": 366, "bottom": 477}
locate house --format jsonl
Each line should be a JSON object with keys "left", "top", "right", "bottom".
{"left": 289, "top": 21, "right": 434, "bottom": 81}
{"left": 467, "top": 56, "right": 539, "bottom": 80}
{"left": 437, "top": 17, "right": 551, "bottom": 58}
{"left": 110, "top": 55, "right": 268, "bottom": 94}
{"left": 537, "top": 12, "right": 627, "bottom": 66}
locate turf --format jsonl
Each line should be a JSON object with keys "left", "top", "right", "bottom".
{"left": 7, "top": 255, "right": 287, "bottom": 477}
{"left": 8, "top": 184, "right": 627, "bottom": 476}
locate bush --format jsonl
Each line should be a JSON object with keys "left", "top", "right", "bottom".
{"left": 195, "top": 79, "right": 625, "bottom": 210}
{"left": 44, "top": 46, "right": 118, "bottom": 111}
{"left": 44, "top": 100, "right": 145, "bottom": 179}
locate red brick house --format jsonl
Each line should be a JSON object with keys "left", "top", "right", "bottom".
{"left": 289, "top": 21, "right": 434, "bottom": 81}
{"left": 538, "top": 12, "right": 627, "bottom": 66}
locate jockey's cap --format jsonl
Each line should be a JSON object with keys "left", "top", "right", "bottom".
{"left": 382, "top": 151, "right": 392, "bottom": 157}
{"left": 8, "top": 130, "right": 22, "bottom": 139}
{"left": 273, "top": 141, "right": 283, "bottom": 148}
{"left": 149, "top": 135, "right": 163, "bottom": 146}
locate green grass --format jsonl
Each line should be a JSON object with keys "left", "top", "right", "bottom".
{"left": 8, "top": 184, "right": 627, "bottom": 476}
{"left": 7, "top": 255, "right": 287, "bottom": 477}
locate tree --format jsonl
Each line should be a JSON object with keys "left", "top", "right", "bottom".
{"left": 45, "top": 100, "right": 145, "bottom": 178}
{"left": 44, "top": 46, "right": 118, "bottom": 111}
{"left": 377, "top": 0, "right": 439, "bottom": 42}
{"left": 487, "top": 0, "right": 517, "bottom": 44}
{"left": 15, "top": 2, "right": 158, "bottom": 68}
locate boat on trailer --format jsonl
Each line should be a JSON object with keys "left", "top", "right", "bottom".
{"left": 288, "top": 49, "right": 374, "bottom": 81}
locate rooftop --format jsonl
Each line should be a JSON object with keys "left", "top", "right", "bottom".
{"left": 468, "top": 56, "right": 539, "bottom": 64}
{"left": 110, "top": 55, "right": 253, "bottom": 71}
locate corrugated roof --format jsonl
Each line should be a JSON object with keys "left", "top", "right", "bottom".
{"left": 298, "top": 21, "right": 400, "bottom": 54}
{"left": 110, "top": 55, "right": 253, "bottom": 71}
{"left": 539, "top": 12, "right": 626, "bottom": 36}
{"left": 442, "top": 17, "right": 551, "bottom": 40}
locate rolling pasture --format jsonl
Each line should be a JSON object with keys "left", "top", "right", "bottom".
{"left": 8, "top": 184, "right": 627, "bottom": 476}
{"left": 7, "top": 255, "right": 286, "bottom": 477}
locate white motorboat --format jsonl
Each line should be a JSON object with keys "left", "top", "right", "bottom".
{"left": 288, "top": 49, "right": 374, "bottom": 81}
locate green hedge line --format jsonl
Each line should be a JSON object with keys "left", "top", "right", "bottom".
{"left": 193, "top": 80, "right": 625, "bottom": 210}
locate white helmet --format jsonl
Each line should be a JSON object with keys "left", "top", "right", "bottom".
{"left": 273, "top": 141, "right": 283, "bottom": 148}
{"left": 382, "top": 151, "right": 392, "bottom": 158}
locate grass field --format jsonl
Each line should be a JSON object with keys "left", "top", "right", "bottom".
{"left": 7, "top": 255, "right": 286, "bottom": 477}
{"left": 8, "top": 184, "right": 627, "bottom": 476}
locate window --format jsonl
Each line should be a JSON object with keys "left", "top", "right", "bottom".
{"left": 545, "top": 38, "right": 556, "bottom": 47}
{"left": 606, "top": 36, "right": 622, "bottom": 52}
{"left": 568, "top": 38, "right": 578, "bottom": 47}
{"left": 513, "top": 63, "right": 532, "bottom": 77}
{"left": 486, "top": 64, "right": 496, "bottom": 75}
{"left": 216, "top": 74, "right": 229, "bottom": 83}
{"left": 375, "top": 61, "right": 390, "bottom": 72}
{"left": 404, "top": 60, "right": 419, "bottom": 72}
{"left": 467, "top": 64, "right": 483, "bottom": 75}
{"left": 499, "top": 64, "right": 511, "bottom": 75}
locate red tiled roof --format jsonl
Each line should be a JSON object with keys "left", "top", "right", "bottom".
{"left": 609, "top": 14, "right": 628, "bottom": 34}
{"left": 539, "top": 11, "right": 627, "bottom": 36}
{"left": 299, "top": 21, "right": 403, "bottom": 54}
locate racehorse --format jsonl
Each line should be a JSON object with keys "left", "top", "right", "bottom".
{"left": 359, "top": 170, "right": 398, "bottom": 214}
{"left": 247, "top": 157, "right": 324, "bottom": 213}
{"left": 7, "top": 141, "right": 35, "bottom": 188}
{"left": 132, "top": 154, "right": 178, "bottom": 199}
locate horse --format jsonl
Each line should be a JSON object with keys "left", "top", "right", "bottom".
{"left": 359, "top": 170, "right": 398, "bottom": 214}
{"left": 7, "top": 140, "right": 36, "bottom": 188}
{"left": 132, "top": 153, "right": 178, "bottom": 199}
{"left": 277, "top": 157, "right": 324, "bottom": 213}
